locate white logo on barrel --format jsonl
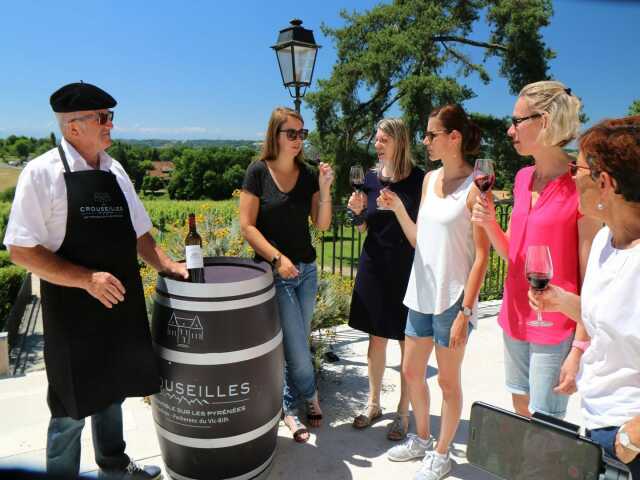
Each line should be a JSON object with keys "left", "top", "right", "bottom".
{"left": 167, "top": 312, "right": 204, "bottom": 347}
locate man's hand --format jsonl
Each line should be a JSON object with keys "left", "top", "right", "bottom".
{"left": 85, "top": 271, "right": 125, "bottom": 309}
{"left": 164, "top": 261, "right": 189, "bottom": 280}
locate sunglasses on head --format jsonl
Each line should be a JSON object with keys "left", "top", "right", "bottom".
{"left": 68, "top": 110, "right": 115, "bottom": 125}
{"left": 511, "top": 113, "right": 542, "bottom": 128}
{"left": 278, "top": 128, "right": 309, "bottom": 141}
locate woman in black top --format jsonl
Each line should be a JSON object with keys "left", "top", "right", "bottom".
{"left": 240, "top": 107, "right": 334, "bottom": 443}
{"left": 348, "top": 118, "right": 424, "bottom": 440}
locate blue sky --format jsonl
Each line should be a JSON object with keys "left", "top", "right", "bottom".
{"left": 0, "top": 0, "right": 638, "bottom": 140}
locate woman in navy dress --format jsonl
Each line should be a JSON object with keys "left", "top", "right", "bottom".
{"left": 348, "top": 118, "right": 424, "bottom": 440}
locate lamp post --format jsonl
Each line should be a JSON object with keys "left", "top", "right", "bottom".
{"left": 271, "top": 19, "right": 321, "bottom": 113}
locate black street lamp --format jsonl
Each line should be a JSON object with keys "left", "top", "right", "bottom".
{"left": 271, "top": 19, "right": 321, "bottom": 113}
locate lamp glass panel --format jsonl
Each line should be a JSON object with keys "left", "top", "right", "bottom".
{"left": 276, "top": 47, "right": 294, "bottom": 84}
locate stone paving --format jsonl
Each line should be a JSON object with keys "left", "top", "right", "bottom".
{"left": 0, "top": 300, "right": 583, "bottom": 479}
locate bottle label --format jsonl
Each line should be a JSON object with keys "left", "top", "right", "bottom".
{"left": 185, "top": 245, "right": 204, "bottom": 269}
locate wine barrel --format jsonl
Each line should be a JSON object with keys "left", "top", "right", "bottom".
{"left": 150, "top": 257, "right": 283, "bottom": 480}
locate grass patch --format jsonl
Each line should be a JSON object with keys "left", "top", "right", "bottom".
{"left": 0, "top": 167, "right": 21, "bottom": 192}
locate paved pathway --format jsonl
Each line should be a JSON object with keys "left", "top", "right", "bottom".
{"left": 0, "top": 301, "right": 583, "bottom": 479}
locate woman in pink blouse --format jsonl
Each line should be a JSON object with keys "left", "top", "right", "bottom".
{"left": 472, "top": 80, "right": 600, "bottom": 419}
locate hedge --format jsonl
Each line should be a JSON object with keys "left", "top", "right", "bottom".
{"left": 0, "top": 265, "right": 27, "bottom": 331}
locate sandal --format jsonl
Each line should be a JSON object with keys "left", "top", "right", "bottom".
{"left": 306, "top": 398, "right": 323, "bottom": 428}
{"left": 283, "top": 415, "right": 309, "bottom": 443}
{"left": 386, "top": 412, "right": 410, "bottom": 441}
{"left": 352, "top": 403, "right": 383, "bottom": 429}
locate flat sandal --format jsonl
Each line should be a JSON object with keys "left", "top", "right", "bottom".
{"left": 353, "top": 404, "right": 383, "bottom": 429}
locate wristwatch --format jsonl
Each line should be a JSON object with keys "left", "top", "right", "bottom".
{"left": 618, "top": 424, "right": 640, "bottom": 453}
{"left": 270, "top": 253, "right": 281, "bottom": 268}
{"left": 460, "top": 305, "right": 473, "bottom": 317}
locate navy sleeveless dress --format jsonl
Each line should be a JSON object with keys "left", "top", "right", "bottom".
{"left": 348, "top": 166, "right": 424, "bottom": 340}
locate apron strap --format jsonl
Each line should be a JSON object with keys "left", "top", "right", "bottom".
{"left": 57, "top": 145, "right": 72, "bottom": 173}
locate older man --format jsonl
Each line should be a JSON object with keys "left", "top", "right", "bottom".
{"left": 4, "top": 82, "right": 187, "bottom": 479}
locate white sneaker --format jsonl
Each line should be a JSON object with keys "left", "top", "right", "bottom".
{"left": 387, "top": 433, "right": 435, "bottom": 462}
{"left": 413, "top": 451, "right": 452, "bottom": 480}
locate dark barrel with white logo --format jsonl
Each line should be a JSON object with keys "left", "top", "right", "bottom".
{"left": 150, "top": 257, "right": 283, "bottom": 480}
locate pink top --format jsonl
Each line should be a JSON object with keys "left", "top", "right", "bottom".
{"left": 498, "top": 166, "right": 581, "bottom": 345}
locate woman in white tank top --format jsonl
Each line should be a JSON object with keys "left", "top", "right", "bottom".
{"left": 384, "top": 105, "right": 490, "bottom": 480}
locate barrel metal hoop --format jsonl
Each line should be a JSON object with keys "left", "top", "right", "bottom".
{"left": 155, "top": 283, "right": 274, "bottom": 303}
{"left": 157, "top": 267, "right": 273, "bottom": 299}
{"left": 154, "top": 330, "right": 282, "bottom": 365}
{"left": 153, "top": 288, "right": 275, "bottom": 312}
{"left": 156, "top": 411, "right": 281, "bottom": 449}
{"left": 165, "top": 452, "right": 273, "bottom": 480}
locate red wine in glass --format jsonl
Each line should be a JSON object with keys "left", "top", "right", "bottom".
{"left": 351, "top": 180, "right": 365, "bottom": 192}
{"left": 527, "top": 272, "right": 551, "bottom": 291}
{"left": 377, "top": 161, "right": 393, "bottom": 210}
{"left": 525, "top": 245, "right": 554, "bottom": 327}
{"left": 473, "top": 158, "right": 495, "bottom": 198}
{"left": 474, "top": 174, "right": 495, "bottom": 194}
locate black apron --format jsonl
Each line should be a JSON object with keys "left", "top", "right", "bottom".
{"left": 40, "top": 146, "right": 159, "bottom": 419}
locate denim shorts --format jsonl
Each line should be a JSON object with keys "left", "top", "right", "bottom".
{"left": 404, "top": 296, "right": 473, "bottom": 347}
{"left": 503, "top": 332, "right": 573, "bottom": 418}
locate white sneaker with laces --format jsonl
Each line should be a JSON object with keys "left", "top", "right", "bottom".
{"left": 387, "top": 433, "right": 435, "bottom": 462}
{"left": 413, "top": 451, "right": 452, "bottom": 480}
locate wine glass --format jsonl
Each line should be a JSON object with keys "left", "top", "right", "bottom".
{"left": 525, "top": 245, "right": 554, "bottom": 327}
{"left": 349, "top": 165, "right": 366, "bottom": 225}
{"left": 377, "top": 159, "right": 393, "bottom": 210}
{"left": 473, "top": 158, "right": 495, "bottom": 199}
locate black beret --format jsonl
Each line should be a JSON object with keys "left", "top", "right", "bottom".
{"left": 50, "top": 81, "right": 117, "bottom": 113}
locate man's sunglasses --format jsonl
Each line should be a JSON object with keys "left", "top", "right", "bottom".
{"left": 511, "top": 113, "right": 542, "bottom": 128}
{"left": 278, "top": 128, "right": 309, "bottom": 141}
{"left": 68, "top": 111, "right": 115, "bottom": 126}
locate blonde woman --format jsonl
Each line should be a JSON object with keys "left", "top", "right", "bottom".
{"left": 347, "top": 118, "right": 424, "bottom": 441}
{"left": 472, "top": 81, "right": 601, "bottom": 420}
{"left": 239, "top": 107, "right": 334, "bottom": 443}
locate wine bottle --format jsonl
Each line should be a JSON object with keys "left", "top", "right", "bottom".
{"left": 185, "top": 213, "right": 205, "bottom": 283}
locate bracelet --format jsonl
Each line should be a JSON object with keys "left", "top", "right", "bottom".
{"left": 319, "top": 198, "right": 331, "bottom": 204}
{"left": 572, "top": 339, "right": 591, "bottom": 352}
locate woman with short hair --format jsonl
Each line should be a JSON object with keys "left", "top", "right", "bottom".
{"left": 529, "top": 115, "right": 640, "bottom": 477}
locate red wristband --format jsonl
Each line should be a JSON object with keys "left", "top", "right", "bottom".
{"left": 572, "top": 340, "right": 590, "bottom": 352}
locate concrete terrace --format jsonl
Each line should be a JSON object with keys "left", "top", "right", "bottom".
{"left": 0, "top": 300, "right": 583, "bottom": 479}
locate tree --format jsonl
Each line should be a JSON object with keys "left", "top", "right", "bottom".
{"left": 629, "top": 100, "right": 640, "bottom": 116}
{"left": 305, "top": 0, "right": 555, "bottom": 198}
{"left": 49, "top": 132, "right": 57, "bottom": 146}
{"left": 141, "top": 175, "right": 166, "bottom": 195}
{"left": 13, "top": 139, "right": 30, "bottom": 160}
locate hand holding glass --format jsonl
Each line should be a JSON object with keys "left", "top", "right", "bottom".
{"left": 377, "top": 160, "right": 393, "bottom": 210}
{"left": 473, "top": 158, "right": 495, "bottom": 199}
{"left": 525, "top": 245, "right": 554, "bottom": 327}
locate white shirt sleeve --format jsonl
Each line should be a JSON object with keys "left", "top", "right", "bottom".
{"left": 3, "top": 164, "right": 52, "bottom": 248}
{"left": 111, "top": 162, "right": 153, "bottom": 238}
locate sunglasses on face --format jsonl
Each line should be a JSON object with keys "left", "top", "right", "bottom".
{"left": 511, "top": 113, "right": 542, "bottom": 128}
{"left": 68, "top": 110, "right": 115, "bottom": 125}
{"left": 423, "top": 129, "right": 449, "bottom": 142}
{"left": 278, "top": 128, "right": 309, "bottom": 141}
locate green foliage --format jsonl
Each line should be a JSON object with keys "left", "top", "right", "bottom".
{"left": 0, "top": 265, "right": 27, "bottom": 331}
{"left": 312, "top": 273, "right": 352, "bottom": 332}
{"left": 0, "top": 251, "right": 12, "bottom": 268}
{"left": 629, "top": 100, "right": 640, "bottom": 116}
{"left": 0, "top": 202, "right": 11, "bottom": 250}
{"left": 142, "top": 199, "right": 238, "bottom": 234}
{"left": 107, "top": 141, "right": 156, "bottom": 191}
{"left": 141, "top": 175, "right": 166, "bottom": 194}
{"left": 0, "top": 187, "right": 16, "bottom": 202}
{"left": 305, "top": 0, "right": 554, "bottom": 198}
{"left": 168, "top": 146, "right": 256, "bottom": 200}
{"left": 472, "top": 113, "right": 527, "bottom": 190}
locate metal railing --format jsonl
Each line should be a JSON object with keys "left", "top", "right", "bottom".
{"left": 317, "top": 201, "right": 513, "bottom": 301}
